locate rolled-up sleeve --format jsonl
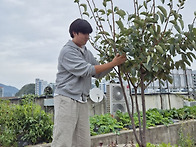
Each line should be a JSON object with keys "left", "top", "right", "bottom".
{"left": 88, "top": 52, "right": 112, "bottom": 79}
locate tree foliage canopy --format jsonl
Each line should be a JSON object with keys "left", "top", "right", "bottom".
{"left": 74, "top": 0, "right": 196, "bottom": 146}
{"left": 74, "top": 0, "right": 196, "bottom": 89}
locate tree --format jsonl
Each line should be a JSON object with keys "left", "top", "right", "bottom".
{"left": 74, "top": 0, "right": 196, "bottom": 146}
{"left": 44, "top": 86, "right": 53, "bottom": 97}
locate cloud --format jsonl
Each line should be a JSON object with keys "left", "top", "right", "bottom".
{"left": 0, "top": 0, "right": 195, "bottom": 89}
{"left": 0, "top": 0, "right": 81, "bottom": 89}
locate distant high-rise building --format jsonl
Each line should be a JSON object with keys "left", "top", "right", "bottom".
{"left": 0, "top": 87, "right": 3, "bottom": 97}
{"left": 192, "top": 70, "right": 196, "bottom": 90}
{"left": 35, "top": 78, "right": 48, "bottom": 96}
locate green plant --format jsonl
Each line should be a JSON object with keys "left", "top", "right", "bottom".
{"left": 146, "top": 109, "right": 173, "bottom": 127}
{"left": 115, "top": 109, "right": 174, "bottom": 129}
{"left": 90, "top": 113, "right": 123, "bottom": 136}
{"left": 0, "top": 126, "right": 17, "bottom": 147}
{"left": 178, "top": 124, "right": 195, "bottom": 147}
{"left": 136, "top": 142, "right": 178, "bottom": 147}
{"left": 0, "top": 100, "right": 17, "bottom": 147}
{"left": 0, "top": 95, "right": 53, "bottom": 146}
{"left": 115, "top": 110, "right": 132, "bottom": 129}
{"left": 90, "top": 105, "right": 196, "bottom": 137}
{"left": 169, "top": 106, "right": 196, "bottom": 120}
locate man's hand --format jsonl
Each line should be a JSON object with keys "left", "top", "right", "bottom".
{"left": 112, "top": 53, "right": 127, "bottom": 66}
{"left": 94, "top": 53, "right": 127, "bottom": 74}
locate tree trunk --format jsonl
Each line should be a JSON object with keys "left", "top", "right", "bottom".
{"left": 140, "top": 70, "right": 147, "bottom": 147}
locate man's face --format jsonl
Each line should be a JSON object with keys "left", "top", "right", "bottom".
{"left": 73, "top": 32, "right": 89, "bottom": 47}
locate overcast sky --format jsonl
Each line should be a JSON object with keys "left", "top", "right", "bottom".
{"left": 0, "top": 0, "right": 195, "bottom": 89}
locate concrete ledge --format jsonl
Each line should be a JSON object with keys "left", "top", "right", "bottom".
{"left": 91, "top": 119, "right": 196, "bottom": 146}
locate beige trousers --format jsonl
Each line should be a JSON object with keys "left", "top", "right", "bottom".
{"left": 51, "top": 95, "right": 91, "bottom": 147}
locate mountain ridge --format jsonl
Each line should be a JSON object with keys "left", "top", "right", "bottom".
{"left": 0, "top": 83, "right": 19, "bottom": 97}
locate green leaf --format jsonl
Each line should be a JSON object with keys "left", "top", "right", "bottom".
{"left": 95, "top": 80, "right": 99, "bottom": 87}
{"left": 168, "top": 75, "right": 173, "bottom": 84}
{"left": 107, "top": 9, "right": 113, "bottom": 16}
{"left": 116, "top": 9, "right": 126, "bottom": 19}
{"left": 191, "top": 41, "right": 196, "bottom": 49}
{"left": 154, "top": 14, "right": 159, "bottom": 22}
{"left": 157, "top": 6, "right": 167, "bottom": 17}
{"left": 94, "top": 8, "right": 98, "bottom": 12}
{"left": 128, "top": 14, "right": 136, "bottom": 21}
{"left": 143, "top": 63, "right": 151, "bottom": 71}
{"left": 74, "top": 0, "right": 79, "bottom": 3}
{"left": 103, "top": 1, "right": 106, "bottom": 7}
{"left": 161, "top": 0, "right": 165, "bottom": 4}
{"left": 143, "top": 1, "right": 147, "bottom": 9}
{"left": 172, "top": 10, "right": 179, "bottom": 20}
{"left": 130, "top": 77, "right": 137, "bottom": 85}
{"left": 82, "top": 12, "right": 89, "bottom": 17}
{"left": 155, "top": 45, "right": 163, "bottom": 54}
{"left": 114, "top": 6, "right": 119, "bottom": 12}
{"left": 153, "top": 65, "right": 159, "bottom": 72}
{"left": 193, "top": 28, "right": 196, "bottom": 36}
{"left": 80, "top": 3, "right": 87, "bottom": 11}
{"left": 116, "top": 20, "right": 124, "bottom": 31}
{"left": 157, "top": 25, "right": 161, "bottom": 34}
{"left": 184, "top": 59, "right": 191, "bottom": 66}
{"left": 146, "top": 18, "right": 157, "bottom": 23}
{"left": 189, "top": 52, "right": 196, "bottom": 60}
{"left": 138, "top": 5, "right": 142, "bottom": 10}
{"left": 99, "top": 9, "right": 105, "bottom": 15}
{"left": 170, "top": 20, "right": 177, "bottom": 25}
{"left": 174, "top": 25, "right": 181, "bottom": 33}
{"left": 188, "top": 24, "right": 193, "bottom": 32}
{"left": 149, "top": 26, "right": 155, "bottom": 35}
{"left": 140, "top": 12, "right": 148, "bottom": 16}
{"left": 170, "top": 44, "right": 175, "bottom": 55}
{"left": 187, "top": 52, "right": 193, "bottom": 62}
{"left": 147, "top": 55, "right": 151, "bottom": 64}
{"left": 133, "top": 19, "right": 144, "bottom": 26}
{"left": 98, "top": 31, "right": 110, "bottom": 36}
{"left": 157, "top": 11, "right": 164, "bottom": 24}
{"left": 94, "top": 35, "right": 101, "bottom": 42}
{"left": 178, "top": 19, "right": 184, "bottom": 30}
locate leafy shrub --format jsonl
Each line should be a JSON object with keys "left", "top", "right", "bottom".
{"left": 90, "top": 113, "right": 123, "bottom": 136}
{"left": 172, "top": 106, "right": 196, "bottom": 120}
{"left": 136, "top": 142, "right": 177, "bottom": 147}
{"left": 90, "top": 106, "right": 196, "bottom": 136}
{"left": 0, "top": 95, "right": 53, "bottom": 147}
{"left": 178, "top": 125, "right": 195, "bottom": 147}
{"left": 115, "top": 110, "right": 132, "bottom": 129}
{"left": 146, "top": 109, "right": 173, "bottom": 127}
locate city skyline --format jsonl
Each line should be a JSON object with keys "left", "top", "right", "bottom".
{"left": 1, "top": 66, "right": 196, "bottom": 97}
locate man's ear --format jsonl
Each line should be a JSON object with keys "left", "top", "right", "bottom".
{"left": 73, "top": 32, "right": 77, "bottom": 37}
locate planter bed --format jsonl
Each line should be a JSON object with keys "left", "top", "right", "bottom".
{"left": 27, "top": 120, "right": 196, "bottom": 147}
{"left": 91, "top": 119, "right": 196, "bottom": 146}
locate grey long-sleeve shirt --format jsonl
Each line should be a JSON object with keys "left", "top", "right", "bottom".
{"left": 55, "top": 40, "right": 111, "bottom": 101}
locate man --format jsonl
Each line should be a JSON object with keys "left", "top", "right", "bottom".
{"left": 51, "top": 18, "right": 126, "bottom": 147}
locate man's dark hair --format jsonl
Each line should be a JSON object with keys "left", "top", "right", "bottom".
{"left": 69, "top": 18, "right": 93, "bottom": 38}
